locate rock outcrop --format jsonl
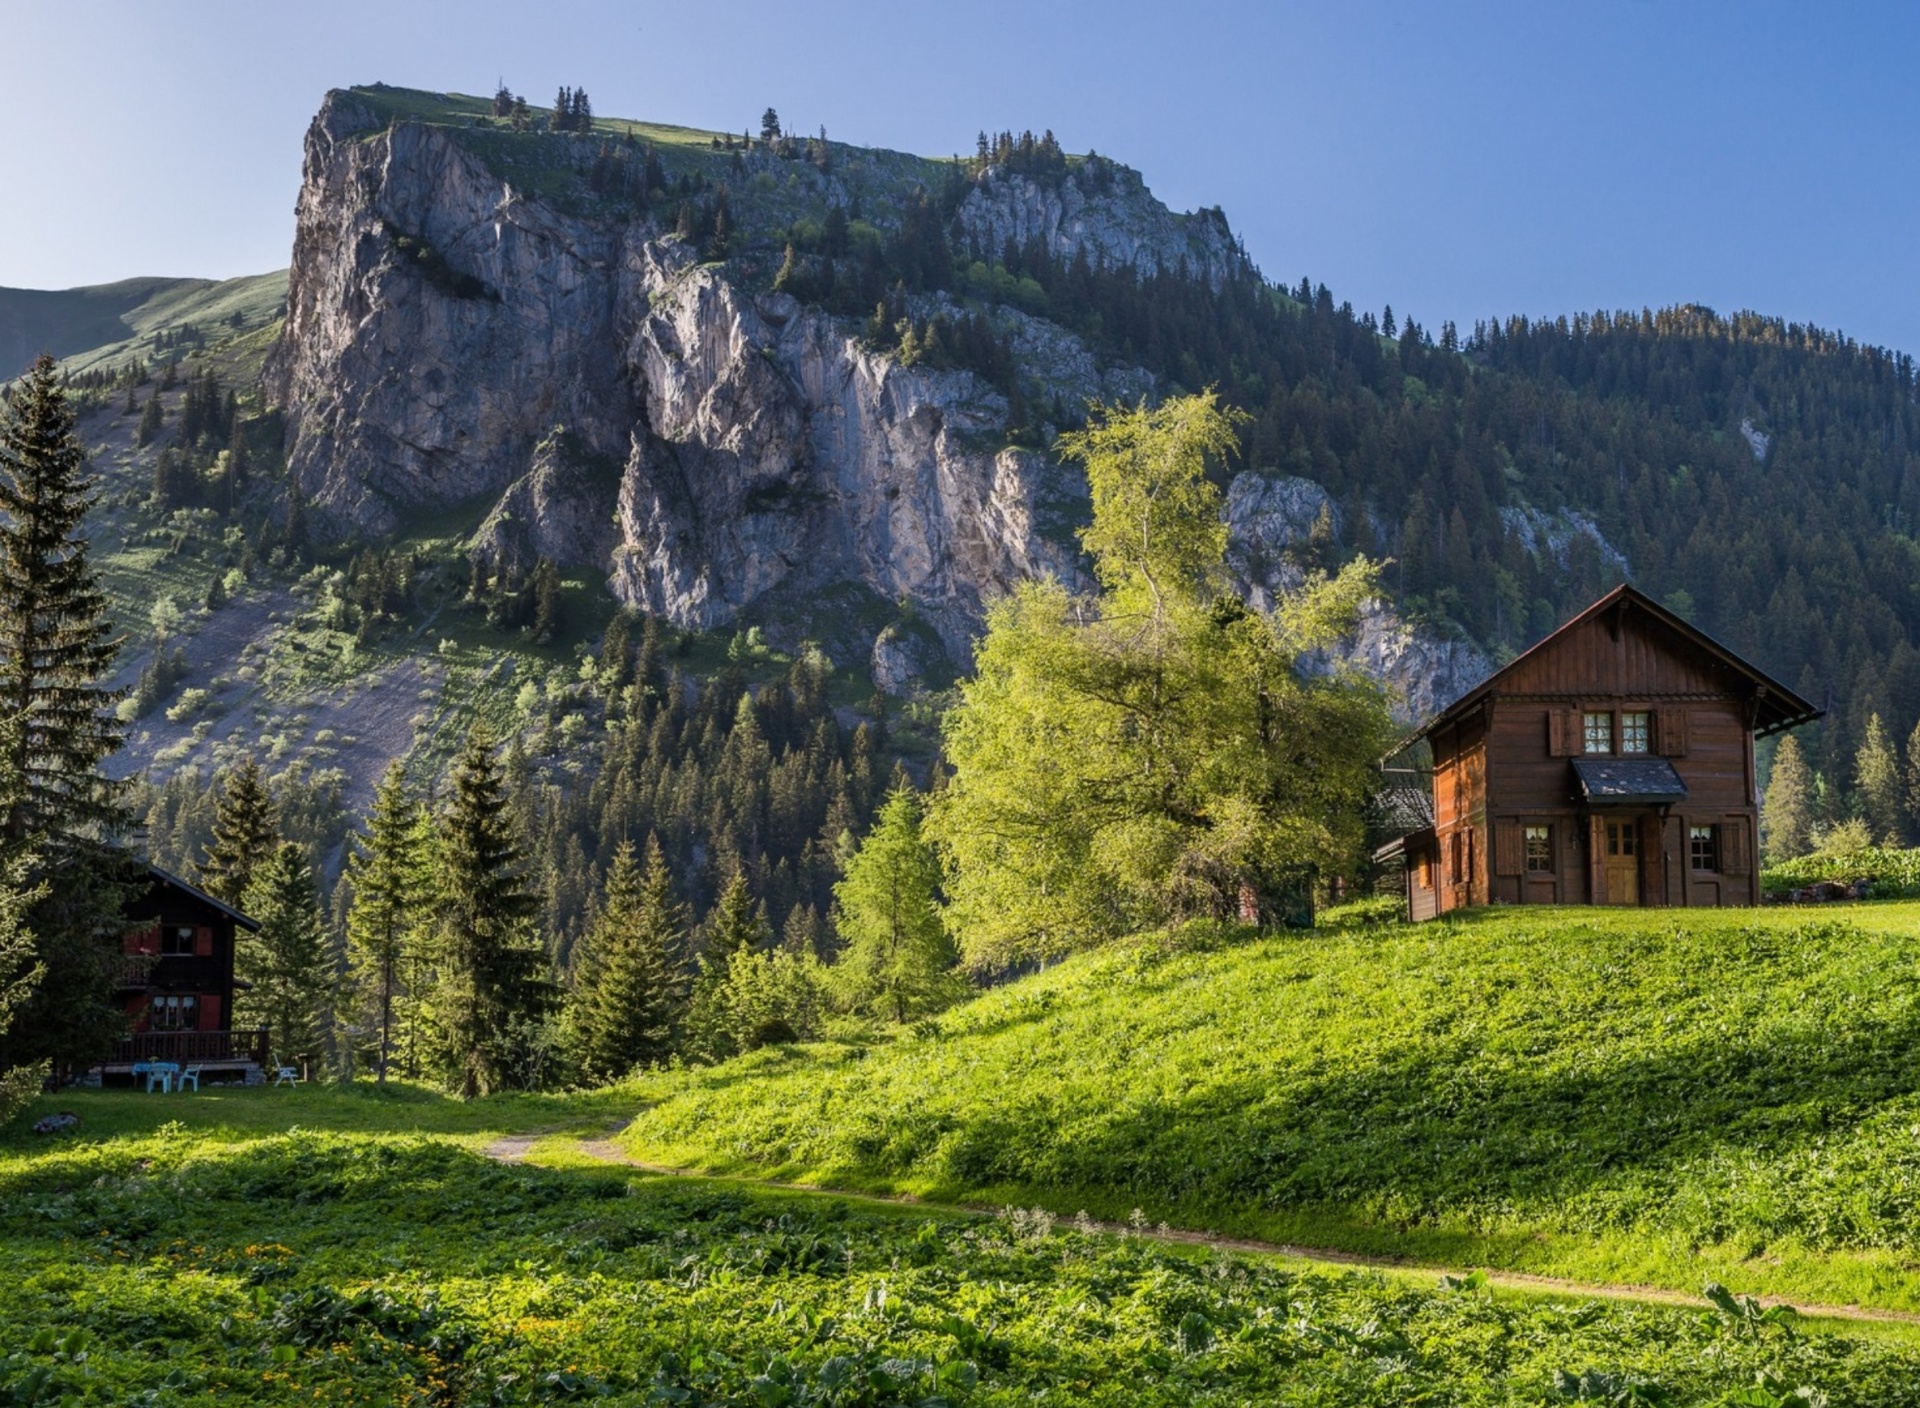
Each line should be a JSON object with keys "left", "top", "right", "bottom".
{"left": 270, "top": 92, "right": 1087, "bottom": 656}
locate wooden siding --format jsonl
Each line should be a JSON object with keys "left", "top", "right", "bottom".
{"left": 1421, "top": 603, "right": 1772, "bottom": 917}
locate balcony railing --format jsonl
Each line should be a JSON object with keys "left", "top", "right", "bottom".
{"left": 113, "top": 954, "right": 159, "bottom": 989}
{"left": 108, "top": 1029, "right": 269, "bottom": 1066}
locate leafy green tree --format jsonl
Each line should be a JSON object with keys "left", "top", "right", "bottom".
{"left": 0, "top": 355, "right": 132, "bottom": 1072}
{"left": 568, "top": 837, "right": 687, "bottom": 1082}
{"left": 199, "top": 758, "right": 277, "bottom": 908}
{"left": 237, "top": 843, "right": 334, "bottom": 1071}
{"left": 1763, "top": 734, "right": 1816, "bottom": 862}
{"left": 929, "top": 392, "right": 1392, "bottom": 967}
{"left": 432, "top": 727, "right": 552, "bottom": 1097}
{"left": 345, "top": 763, "right": 429, "bottom": 1082}
{"left": 1855, "top": 714, "right": 1904, "bottom": 845}
{"left": 832, "top": 787, "right": 962, "bottom": 1022}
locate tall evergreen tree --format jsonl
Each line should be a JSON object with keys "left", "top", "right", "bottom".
{"left": 568, "top": 836, "right": 686, "bottom": 1082}
{"left": 344, "top": 762, "right": 428, "bottom": 1082}
{"left": 832, "top": 787, "right": 961, "bottom": 1023}
{"left": 0, "top": 355, "right": 132, "bottom": 1071}
{"left": 236, "top": 843, "right": 334, "bottom": 1072}
{"left": 1763, "top": 734, "right": 1816, "bottom": 862}
{"left": 432, "top": 727, "right": 551, "bottom": 1097}
{"left": 0, "top": 854, "right": 47, "bottom": 1126}
{"left": 1855, "top": 714, "right": 1904, "bottom": 845}
{"left": 199, "top": 758, "right": 277, "bottom": 908}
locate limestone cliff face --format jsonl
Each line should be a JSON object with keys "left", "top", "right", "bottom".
{"left": 270, "top": 92, "right": 1076, "bottom": 653}
{"left": 958, "top": 165, "right": 1247, "bottom": 286}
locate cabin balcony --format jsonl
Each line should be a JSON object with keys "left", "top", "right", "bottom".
{"left": 103, "top": 1028, "right": 269, "bottom": 1071}
{"left": 113, "top": 954, "right": 160, "bottom": 990}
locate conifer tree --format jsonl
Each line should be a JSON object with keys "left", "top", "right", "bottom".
{"left": 432, "top": 727, "right": 551, "bottom": 1097}
{"left": 1763, "top": 734, "right": 1816, "bottom": 862}
{"left": 199, "top": 758, "right": 277, "bottom": 908}
{"left": 568, "top": 836, "right": 686, "bottom": 1082}
{"left": 1855, "top": 714, "right": 1904, "bottom": 845}
{"left": 237, "top": 843, "right": 334, "bottom": 1072}
{"left": 134, "top": 393, "right": 163, "bottom": 448}
{"left": 0, "top": 355, "right": 132, "bottom": 1071}
{"left": 832, "top": 787, "right": 961, "bottom": 1022}
{"left": 683, "top": 867, "right": 767, "bottom": 1061}
{"left": 0, "top": 855, "right": 47, "bottom": 1127}
{"left": 345, "top": 762, "right": 429, "bottom": 1082}
{"left": 1905, "top": 719, "right": 1920, "bottom": 844}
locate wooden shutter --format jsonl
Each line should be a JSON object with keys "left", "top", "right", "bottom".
{"left": 199, "top": 994, "right": 222, "bottom": 1031}
{"left": 1656, "top": 707, "right": 1689, "bottom": 757}
{"left": 1588, "top": 815, "right": 1607, "bottom": 903}
{"left": 1548, "top": 708, "right": 1580, "bottom": 757}
{"left": 194, "top": 926, "right": 214, "bottom": 958}
{"left": 1720, "top": 817, "right": 1749, "bottom": 875}
{"left": 1494, "top": 820, "right": 1524, "bottom": 876}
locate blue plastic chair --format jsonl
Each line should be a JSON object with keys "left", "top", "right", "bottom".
{"left": 179, "top": 1066, "right": 202, "bottom": 1092}
{"left": 133, "top": 1062, "right": 171, "bottom": 1093}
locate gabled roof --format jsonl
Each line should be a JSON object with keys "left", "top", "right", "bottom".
{"left": 1402, "top": 583, "right": 1821, "bottom": 746}
{"left": 141, "top": 862, "right": 261, "bottom": 931}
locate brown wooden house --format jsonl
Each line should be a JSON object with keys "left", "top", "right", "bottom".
{"left": 104, "top": 865, "right": 267, "bottom": 1080}
{"left": 1387, "top": 585, "right": 1819, "bottom": 919}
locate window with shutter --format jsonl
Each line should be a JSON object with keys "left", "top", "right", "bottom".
{"left": 1720, "top": 817, "right": 1749, "bottom": 875}
{"left": 1657, "top": 708, "right": 1689, "bottom": 757}
{"left": 1494, "top": 820, "right": 1524, "bottom": 876}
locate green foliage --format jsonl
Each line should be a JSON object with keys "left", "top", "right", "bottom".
{"left": 343, "top": 763, "right": 431, "bottom": 1081}
{"left": 0, "top": 355, "right": 132, "bottom": 1072}
{"left": 3, "top": 1103, "right": 1920, "bottom": 1403}
{"left": 931, "top": 395, "right": 1395, "bottom": 966}
{"left": 198, "top": 756, "right": 276, "bottom": 908}
{"left": 623, "top": 902, "right": 1920, "bottom": 1312}
{"left": 831, "top": 788, "right": 962, "bottom": 1023}
{"left": 566, "top": 837, "right": 687, "bottom": 1083}
{"left": 1855, "top": 714, "right": 1905, "bottom": 845}
{"left": 236, "top": 844, "right": 334, "bottom": 1070}
{"left": 1762, "top": 846, "right": 1920, "bottom": 898}
{"left": 430, "top": 728, "right": 552, "bottom": 1097}
{"left": 1765, "top": 735, "right": 1816, "bottom": 862}
{"left": 0, "top": 858, "right": 46, "bottom": 1128}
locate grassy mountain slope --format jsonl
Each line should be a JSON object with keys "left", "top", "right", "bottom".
{"left": 620, "top": 902, "right": 1920, "bottom": 1312}
{"left": 7, "top": 1091, "right": 1920, "bottom": 1404}
{"left": 0, "top": 271, "right": 285, "bottom": 380}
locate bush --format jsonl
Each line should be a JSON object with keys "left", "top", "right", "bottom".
{"left": 1762, "top": 845, "right": 1920, "bottom": 898}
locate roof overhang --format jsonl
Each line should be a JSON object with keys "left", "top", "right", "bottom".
{"left": 1570, "top": 756, "right": 1689, "bottom": 807}
{"left": 142, "top": 862, "right": 261, "bottom": 931}
{"left": 1392, "top": 584, "right": 1821, "bottom": 754}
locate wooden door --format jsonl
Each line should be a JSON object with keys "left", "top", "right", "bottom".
{"left": 1603, "top": 818, "right": 1640, "bottom": 905}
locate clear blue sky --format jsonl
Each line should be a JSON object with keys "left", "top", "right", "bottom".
{"left": 2, "top": 1, "right": 1914, "bottom": 350}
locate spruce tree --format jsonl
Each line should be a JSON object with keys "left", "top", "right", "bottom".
{"left": 237, "top": 843, "right": 334, "bottom": 1072}
{"left": 134, "top": 393, "right": 163, "bottom": 447}
{"left": 569, "top": 836, "right": 686, "bottom": 1082}
{"left": 1855, "top": 714, "right": 1904, "bottom": 845}
{"left": 1905, "top": 719, "right": 1920, "bottom": 843}
{"left": 1763, "top": 734, "right": 1816, "bottom": 862}
{"left": 0, "top": 355, "right": 132, "bottom": 1071}
{"left": 432, "top": 726, "right": 551, "bottom": 1097}
{"left": 345, "top": 762, "right": 428, "bottom": 1082}
{"left": 683, "top": 867, "right": 767, "bottom": 1061}
{"left": 831, "top": 788, "right": 962, "bottom": 1022}
{"left": 199, "top": 758, "right": 277, "bottom": 907}
{"left": 0, "top": 854, "right": 47, "bottom": 1126}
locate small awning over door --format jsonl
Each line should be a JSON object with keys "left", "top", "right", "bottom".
{"left": 1569, "top": 757, "right": 1689, "bottom": 806}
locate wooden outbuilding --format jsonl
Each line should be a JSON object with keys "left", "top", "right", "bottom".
{"left": 1387, "top": 585, "right": 1819, "bottom": 919}
{"left": 102, "top": 865, "right": 267, "bottom": 1082}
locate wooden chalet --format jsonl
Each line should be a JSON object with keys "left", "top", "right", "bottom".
{"left": 1386, "top": 585, "right": 1819, "bottom": 919}
{"left": 103, "top": 865, "right": 267, "bottom": 1082}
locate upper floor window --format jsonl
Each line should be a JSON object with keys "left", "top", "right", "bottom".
{"left": 160, "top": 926, "right": 196, "bottom": 956}
{"left": 1583, "top": 711, "right": 1613, "bottom": 754}
{"left": 1621, "top": 711, "right": 1651, "bottom": 754}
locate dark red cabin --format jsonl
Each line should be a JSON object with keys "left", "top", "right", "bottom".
{"left": 105, "top": 864, "right": 267, "bottom": 1078}
{"left": 1386, "top": 585, "right": 1820, "bottom": 919}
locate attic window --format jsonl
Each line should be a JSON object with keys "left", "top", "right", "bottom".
{"left": 160, "top": 926, "right": 196, "bottom": 956}
{"left": 1621, "top": 712, "right": 1651, "bottom": 754}
{"left": 1583, "top": 711, "right": 1613, "bottom": 754}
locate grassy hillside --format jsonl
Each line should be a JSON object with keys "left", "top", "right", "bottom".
{"left": 620, "top": 903, "right": 1920, "bottom": 1313}
{"left": 1, "top": 271, "right": 285, "bottom": 382}
{"left": 7, "top": 1089, "right": 1920, "bottom": 1405}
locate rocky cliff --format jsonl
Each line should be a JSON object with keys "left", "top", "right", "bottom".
{"left": 269, "top": 88, "right": 1479, "bottom": 716}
